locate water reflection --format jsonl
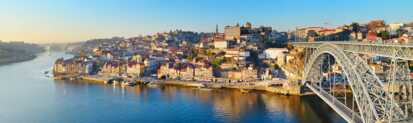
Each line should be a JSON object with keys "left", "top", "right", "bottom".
{"left": 54, "top": 81, "right": 345, "bottom": 123}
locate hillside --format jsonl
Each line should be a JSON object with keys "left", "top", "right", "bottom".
{"left": 0, "top": 41, "right": 44, "bottom": 65}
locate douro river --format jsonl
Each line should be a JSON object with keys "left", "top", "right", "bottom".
{"left": 0, "top": 52, "right": 345, "bottom": 123}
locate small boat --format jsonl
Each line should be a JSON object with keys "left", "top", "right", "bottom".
{"left": 121, "top": 81, "right": 136, "bottom": 87}
{"left": 112, "top": 80, "right": 119, "bottom": 86}
{"left": 104, "top": 81, "right": 110, "bottom": 84}
{"left": 142, "top": 81, "right": 151, "bottom": 85}
{"left": 147, "top": 82, "right": 159, "bottom": 88}
{"left": 199, "top": 87, "right": 212, "bottom": 91}
{"left": 240, "top": 89, "right": 250, "bottom": 93}
{"left": 43, "top": 70, "right": 53, "bottom": 78}
{"left": 121, "top": 82, "right": 128, "bottom": 87}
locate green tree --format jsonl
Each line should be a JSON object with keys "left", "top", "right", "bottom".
{"left": 378, "top": 31, "right": 390, "bottom": 40}
{"left": 211, "top": 57, "right": 224, "bottom": 68}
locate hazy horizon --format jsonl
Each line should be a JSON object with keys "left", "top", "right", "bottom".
{"left": 1, "top": 0, "right": 413, "bottom": 43}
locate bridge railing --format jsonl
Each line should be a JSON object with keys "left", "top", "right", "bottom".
{"left": 291, "top": 41, "right": 413, "bottom": 48}
{"left": 291, "top": 41, "right": 413, "bottom": 60}
{"left": 306, "top": 83, "right": 363, "bottom": 123}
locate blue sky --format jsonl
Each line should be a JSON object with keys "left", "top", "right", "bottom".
{"left": 0, "top": 0, "right": 412, "bottom": 43}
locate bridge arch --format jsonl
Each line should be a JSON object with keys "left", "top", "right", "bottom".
{"left": 302, "top": 43, "right": 405, "bottom": 123}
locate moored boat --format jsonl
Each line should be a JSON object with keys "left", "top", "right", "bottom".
{"left": 121, "top": 81, "right": 136, "bottom": 87}
{"left": 147, "top": 82, "right": 159, "bottom": 87}
{"left": 112, "top": 80, "right": 119, "bottom": 86}
{"left": 199, "top": 87, "right": 213, "bottom": 91}
{"left": 240, "top": 89, "right": 250, "bottom": 93}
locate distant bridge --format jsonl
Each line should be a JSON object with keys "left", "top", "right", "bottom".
{"left": 292, "top": 41, "right": 413, "bottom": 123}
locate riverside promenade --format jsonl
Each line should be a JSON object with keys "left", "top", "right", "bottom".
{"left": 150, "top": 79, "right": 304, "bottom": 95}
{"left": 55, "top": 74, "right": 304, "bottom": 95}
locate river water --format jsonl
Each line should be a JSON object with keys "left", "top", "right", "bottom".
{"left": 0, "top": 52, "right": 345, "bottom": 123}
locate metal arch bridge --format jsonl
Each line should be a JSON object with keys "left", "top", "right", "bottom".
{"left": 292, "top": 41, "right": 413, "bottom": 123}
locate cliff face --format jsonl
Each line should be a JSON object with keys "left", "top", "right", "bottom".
{"left": 280, "top": 47, "right": 305, "bottom": 83}
{"left": 0, "top": 42, "right": 44, "bottom": 65}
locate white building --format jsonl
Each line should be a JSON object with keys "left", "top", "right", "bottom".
{"left": 388, "top": 23, "right": 404, "bottom": 32}
{"left": 214, "top": 40, "right": 227, "bottom": 49}
{"left": 224, "top": 49, "right": 250, "bottom": 61}
{"left": 264, "top": 48, "right": 288, "bottom": 59}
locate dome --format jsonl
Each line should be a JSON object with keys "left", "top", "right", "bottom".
{"left": 244, "top": 22, "right": 252, "bottom": 28}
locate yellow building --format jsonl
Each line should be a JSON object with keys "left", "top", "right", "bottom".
{"left": 126, "top": 62, "right": 145, "bottom": 77}
{"left": 227, "top": 65, "right": 258, "bottom": 81}
{"left": 224, "top": 25, "right": 241, "bottom": 40}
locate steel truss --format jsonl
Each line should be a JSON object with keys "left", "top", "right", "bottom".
{"left": 301, "top": 43, "right": 408, "bottom": 123}
{"left": 292, "top": 41, "right": 413, "bottom": 60}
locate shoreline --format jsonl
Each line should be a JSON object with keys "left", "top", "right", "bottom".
{"left": 55, "top": 75, "right": 309, "bottom": 96}
{"left": 0, "top": 54, "right": 37, "bottom": 66}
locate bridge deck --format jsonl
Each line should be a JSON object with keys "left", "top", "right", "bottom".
{"left": 292, "top": 41, "right": 413, "bottom": 48}
{"left": 292, "top": 41, "right": 413, "bottom": 60}
{"left": 306, "top": 83, "right": 363, "bottom": 123}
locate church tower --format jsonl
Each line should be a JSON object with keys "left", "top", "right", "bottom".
{"left": 216, "top": 24, "right": 219, "bottom": 34}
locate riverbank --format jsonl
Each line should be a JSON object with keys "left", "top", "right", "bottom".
{"left": 55, "top": 74, "right": 306, "bottom": 96}
{"left": 0, "top": 41, "right": 44, "bottom": 66}
{"left": 0, "top": 54, "right": 37, "bottom": 66}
